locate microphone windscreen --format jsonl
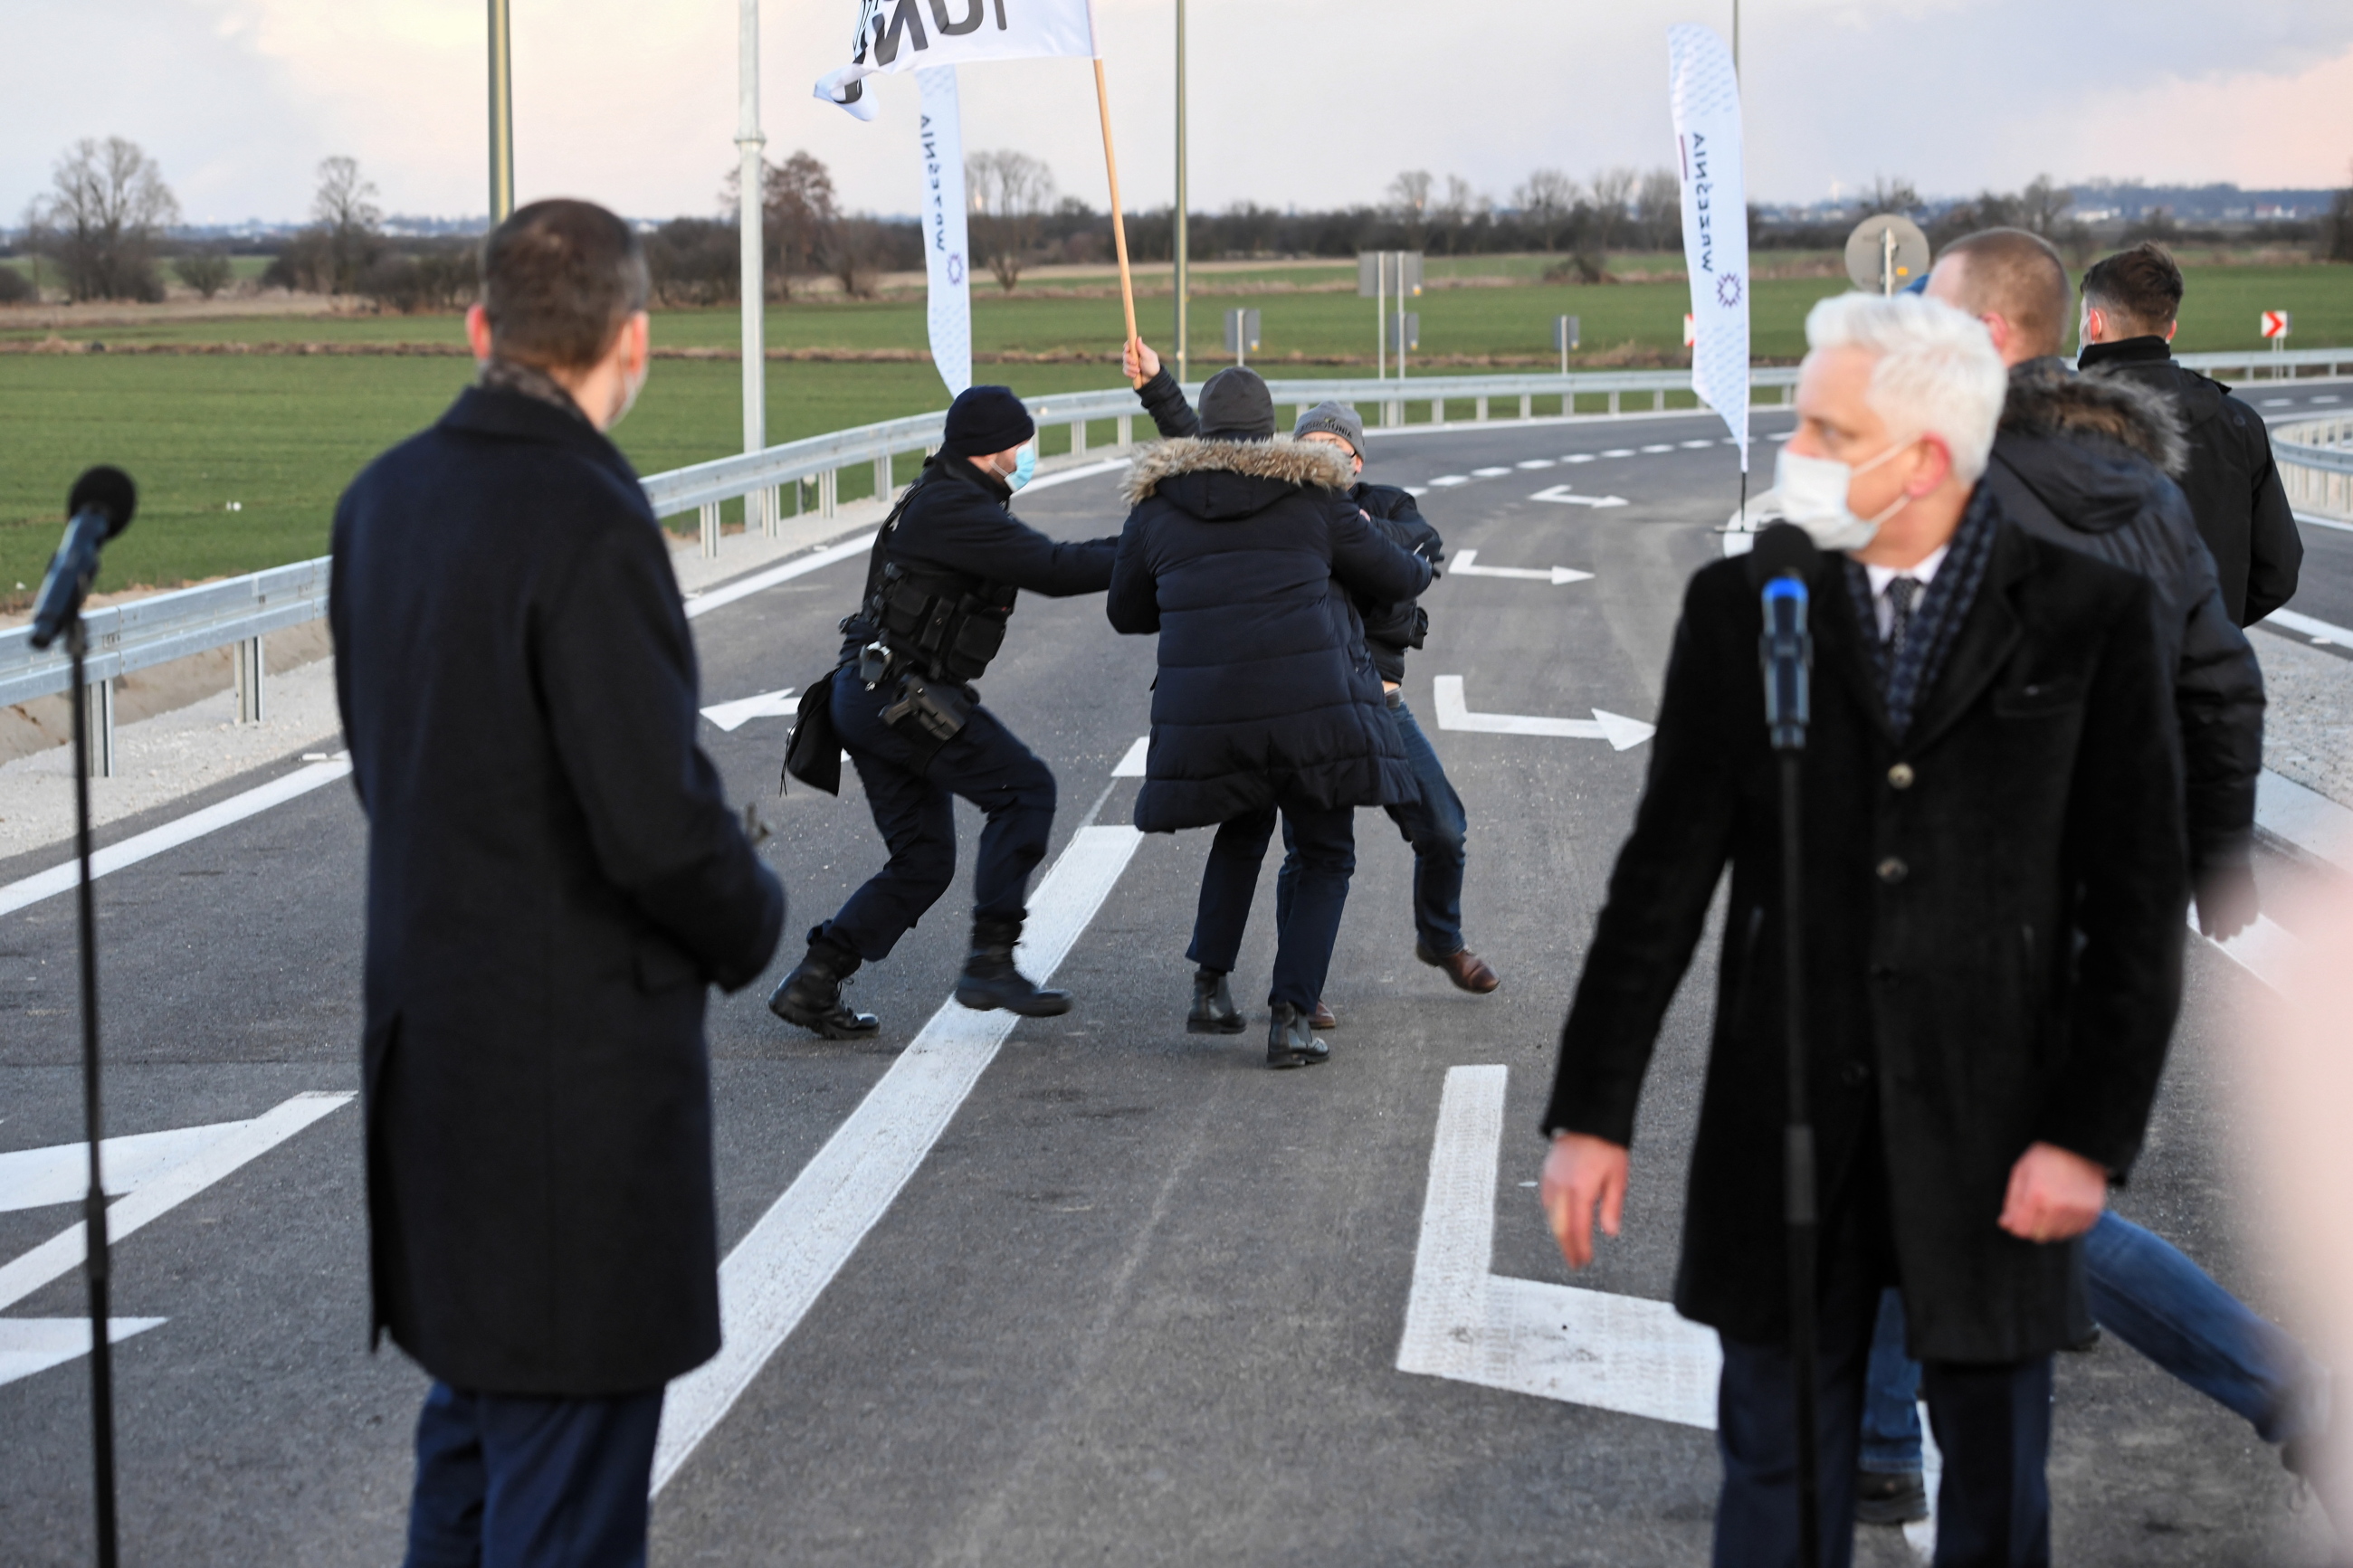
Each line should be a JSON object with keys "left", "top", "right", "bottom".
{"left": 66, "top": 466, "right": 138, "bottom": 538}
{"left": 1747, "top": 521, "right": 1817, "bottom": 587}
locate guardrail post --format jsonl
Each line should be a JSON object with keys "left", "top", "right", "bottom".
{"left": 1430, "top": 399, "right": 1445, "bottom": 427}
{"left": 1071, "top": 420, "right": 1087, "bottom": 457}
{"left": 234, "top": 635, "right": 266, "bottom": 725}
{"left": 1519, "top": 394, "right": 1532, "bottom": 419}
{"left": 1117, "top": 413, "right": 1133, "bottom": 448}
{"left": 1474, "top": 395, "right": 1489, "bottom": 422}
{"left": 1608, "top": 389, "right": 1620, "bottom": 416}
{"left": 873, "top": 454, "right": 892, "bottom": 503}
{"left": 764, "top": 487, "right": 782, "bottom": 537}
{"left": 84, "top": 677, "right": 116, "bottom": 780}
{"left": 700, "top": 502, "right": 721, "bottom": 559}
{"left": 821, "top": 470, "right": 838, "bottom": 518}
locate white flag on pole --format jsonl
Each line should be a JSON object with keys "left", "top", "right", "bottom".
{"left": 917, "top": 67, "right": 972, "bottom": 396}
{"left": 817, "top": 0, "right": 1100, "bottom": 119}
{"left": 1668, "top": 24, "right": 1751, "bottom": 472}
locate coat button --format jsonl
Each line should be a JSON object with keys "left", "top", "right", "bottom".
{"left": 1840, "top": 1060, "right": 1872, "bottom": 1088}
{"left": 1888, "top": 762, "right": 1915, "bottom": 790}
{"left": 1877, "top": 857, "right": 1908, "bottom": 885}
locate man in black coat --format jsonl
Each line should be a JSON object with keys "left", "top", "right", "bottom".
{"left": 2079, "top": 241, "right": 2301, "bottom": 627}
{"left": 767, "top": 385, "right": 1121, "bottom": 1038}
{"left": 1107, "top": 366, "right": 1433, "bottom": 1067}
{"left": 1541, "top": 294, "right": 2185, "bottom": 1567}
{"left": 331, "top": 201, "right": 785, "bottom": 1565}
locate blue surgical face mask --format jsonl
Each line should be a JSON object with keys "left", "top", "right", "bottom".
{"left": 1008, "top": 442, "right": 1037, "bottom": 492}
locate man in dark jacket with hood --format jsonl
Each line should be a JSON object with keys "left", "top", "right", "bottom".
{"left": 1107, "top": 365, "right": 1433, "bottom": 1067}
{"left": 1124, "top": 343, "right": 1503, "bottom": 1022}
{"left": 2079, "top": 241, "right": 2301, "bottom": 627}
{"left": 767, "top": 385, "right": 1120, "bottom": 1037}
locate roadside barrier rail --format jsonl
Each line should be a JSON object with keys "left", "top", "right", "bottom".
{"left": 8, "top": 348, "right": 2351, "bottom": 776}
{"left": 2276, "top": 415, "right": 2353, "bottom": 518}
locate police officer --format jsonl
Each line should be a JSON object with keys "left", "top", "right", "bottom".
{"left": 768, "top": 385, "right": 1119, "bottom": 1038}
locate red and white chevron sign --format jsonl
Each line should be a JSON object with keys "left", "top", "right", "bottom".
{"left": 2262, "top": 310, "right": 2291, "bottom": 339}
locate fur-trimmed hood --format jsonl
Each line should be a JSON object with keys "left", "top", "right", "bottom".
{"left": 1120, "top": 436, "right": 1356, "bottom": 508}
{"left": 2001, "top": 357, "right": 2189, "bottom": 479}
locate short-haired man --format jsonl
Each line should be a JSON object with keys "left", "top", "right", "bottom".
{"left": 1541, "top": 294, "right": 2186, "bottom": 1566}
{"left": 333, "top": 200, "right": 786, "bottom": 1564}
{"left": 2080, "top": 241, "right": 2302, "bottom": 627}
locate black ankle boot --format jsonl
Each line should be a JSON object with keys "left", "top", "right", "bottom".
{"left": 954, "top": 913, "right": 1072, "bottom": 1017}
{"left": 767, "top": 935, "right": 880, "bottom": 1039}
{"left": 1266, "top": 1002, "right": 1329, "bottom": 1069}
{"left": 1187, "top": 966, "right": 1243, "bottom": 1034}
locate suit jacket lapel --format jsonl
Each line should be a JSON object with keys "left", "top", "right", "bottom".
{"left": 1903, "top": 526, "right": 2029, "bottom": 755}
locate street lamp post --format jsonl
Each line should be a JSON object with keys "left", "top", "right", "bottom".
{"left": 738, "top": 0, "right": 767, "bottom": 492}
{"left": 1173, "top": 0, "right": 1188, "bottom": 382}
{"left": 487, "top": 0, "right": 515, "bottom": 224}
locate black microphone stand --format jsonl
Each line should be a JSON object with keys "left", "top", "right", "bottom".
{"left": 1760, "top": 561, "right": 1820, "bottom": 1566}
{"left": 67, "top": 615, "right": 122, "bottom": 1568}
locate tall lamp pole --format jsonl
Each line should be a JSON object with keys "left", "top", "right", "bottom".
{"left": 1173, "top": 0, "right": 1188, "bottom": 383}
{"left": 487, "top": 0, "right": 515, "bottom": 223}
{"left": 738, "top": 0, "right": 767, "bottom": 470}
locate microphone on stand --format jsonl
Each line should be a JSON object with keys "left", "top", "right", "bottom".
{"left": 1748, "top": 519, "right": 1824, "bottom": 1565}
{"left": 30, "top": 467, "right": 138, "bottom": 651}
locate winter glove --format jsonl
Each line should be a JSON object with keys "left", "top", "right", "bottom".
{"left": 2195, "top": 860, "right": 2259, "bottom": 941}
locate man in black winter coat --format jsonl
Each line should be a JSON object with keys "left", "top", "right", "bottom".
{"left": 1929, "top": 227, "right": 2264, "bottom": 939}
{"left": 1542, "top": 294, "right": 2184, "bottom": 1567}
{"left": 768, "top": 384, "right": 1121, "bottom": 1038}
{"left": 2079, "top": 241, "right": 2301, "bottom": 627}
{"left": 1124, "top": 343, "right": 1503, "bottom": 1019}
{"left": 1107, "top": 365, "right": 1433, "bottom": 1067}
{"left": 332, "top": 201, "right": 786, "bottom": 1565}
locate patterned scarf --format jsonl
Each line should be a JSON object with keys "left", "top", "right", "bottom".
{"left": 478, "top": 356, "right": 588, "bottom": 423}
{"left": 1842, "top": 486, "right": 1998, "bottom": 738}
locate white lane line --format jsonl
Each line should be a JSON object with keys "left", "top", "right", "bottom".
{"left": 1452, "top": 550, "right": 1594, "bottom": 586}
{"left": 1600, "top": 448, "right": 1635, "bottom": 458}
{"left": 1432, "top": 675, "right": 1654, "bottom": 750}
{"left": 0, "top": 1093, "right": 352, "bottom": 1315}
{"left": 1563, "top": 453, "right": 1596, "bottom": 463}
{"left": 1529, "top": 485, "right": 1628, "bottom": 509}
{"left": 1397, "top": 1065, "right": 1722, "bottom": 1429}
{"left": 2314, "top": 395, "right": 2342, "bottom": 404}
{"left": 0, "top": 1318, "right": 169, "bottom": 1390}
{"left": 1472, "top": 467, "right": 1514, "bottom": 478}
{"left": 1641, "top": 444, "right": 1676, "bottom": 453}
{"left": 700, "top": 688, "right": 797, "bottom": 732}
{"left": 1111, "top": 736, "right": 1149, "bottom": 777}
{"left": 1017, "top": 456, "right": 1130, "bottom": 495}
{"left": 2262, "top": 398, "right": 2296, "bottom": 408}
{"left": 1680, "top": 440, "right": 1718, "bottom": 450}
{"left": 1428, "top": 475, "right": 1472, "bottom": 488}
{"left": 684, "top": 533, "right": 874, "bottom": 621}
{"left": 1516, "top": 459, "right": 1558, "bottom": 470}
{"left": 0, "top": 755, "right": 354, "bottom": 920}
{"left": 2257, "top": 769, "right": 2353, "bottom": 872}
{"left": 650, "top": 820, "right": 1145, "bottom": 1495}
{"left": 2262, "top": 607, "right": 2353, "bottom": 646}
{"left": 2297, "top": 512, "right": 2353, "bottom": 534}
{"left": 2197, "top": 908, "right": 2300, "bottom": 992}
{"left": 0, "top": 1120, "right": 249, "bottom": 1213}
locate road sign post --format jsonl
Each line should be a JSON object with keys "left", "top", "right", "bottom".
{"left": 1843, "top": 214, "right": 1930, "bottom": 296}
{"left": 2263, "top": 310, "right": 2292, "bottom": 378}
{"left": 1358, "top": 251, "right": 1423, "bottom": 386}
{"left": 1555, "top": 314, "right": 1580, "bottom": 375}
{"left": 1223, "top": 308, "right": 1261, "bottom": 367}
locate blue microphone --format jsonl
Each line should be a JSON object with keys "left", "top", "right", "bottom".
{"left": 30, "top": 468, "right": 137, "bottom": 651}
{"left": 1750, "top": 524, "right": 1816, "bottom": 753}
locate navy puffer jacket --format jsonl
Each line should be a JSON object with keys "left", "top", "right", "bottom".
{"left": 1108, "top": 436, "right": 1434, "bottom": 832}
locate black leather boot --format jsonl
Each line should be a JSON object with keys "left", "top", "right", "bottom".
{"left": 1266, "top": 1002, "right": 1329, "bottom": 1069}
{"left": 954, "top": 913, "right": 1072, "bottom": 1017}
{"left": 1187, "top": 966, "right": 1243, "bottom": 1034}
{"left": 767, "top": 934, "right": 880, "bottom": 1039}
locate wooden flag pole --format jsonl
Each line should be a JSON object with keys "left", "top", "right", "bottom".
{"left": 1092, "top": 58, "right": 1140, "bottom": 356}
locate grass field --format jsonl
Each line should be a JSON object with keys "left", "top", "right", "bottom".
{"left": 2, "top": 259, "right": 2346, "bottom": 600}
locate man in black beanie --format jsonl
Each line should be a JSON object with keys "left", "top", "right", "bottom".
{"left": 768, "top": 384, "right": 1122, "bottom": 1036}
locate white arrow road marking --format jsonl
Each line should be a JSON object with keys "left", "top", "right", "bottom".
{"left": 0, "top": 1121, "right": 254, "bottom": 1213}
{"left": 651, "top": 821, "right": 1145, "bottom": 1495}
{"left": 699, "top": 689, "right": 798, "bottom": 732}
{"left": 0, "top": 1318, "right": 168, "bottom": 1390}
{"left": 1398, "top": 1066, "right": 1948, "bottom": 1561}
{"left": 1529, "top": 484, "right": 1629, "bottom": 509}
{"left": 1451, "top": 550, "right": 1594, "bottom": 587}
{"left": 1111, "top": 736, "right": 1149, "bottom": 777}
{"left": 1431, "top": 676, "right": 1654, "bottom": 751}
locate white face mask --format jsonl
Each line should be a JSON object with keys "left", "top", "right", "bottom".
{"left": 1772, "top": 438, "right": 1917, "bottom": 552}
{"left": 606, "top": 356, "right": 647, "bottom": 430}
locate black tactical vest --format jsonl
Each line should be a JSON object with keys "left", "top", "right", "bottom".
{"left": 842, "top": 471, "right": 1016, "bottom": 685}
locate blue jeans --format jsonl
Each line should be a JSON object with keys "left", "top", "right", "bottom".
{"left": 1278, "top": 694, "right": 1467, "bottom": 955}
{"left": 405, "top": 1382, "right": 665, "bottom": 1568}
{"left": 1860, "top": 1287, "right": 1923, "bottom": 1474}
{"left": 1860, "top": 1212, "right": 2325, "bottom": 1462}
{"left": 1188, "top": 803, "right": 1356, "bottom": 1012}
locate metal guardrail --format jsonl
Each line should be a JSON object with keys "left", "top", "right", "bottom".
{"left": 2276, "top": 415, "right": 2353, "bottom": 518}
{"left": 7, "top": 348, "right": 2352, "bottom": 773}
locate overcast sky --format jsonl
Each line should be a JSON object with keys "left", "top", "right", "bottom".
{"left": 5, "top": 0, "right": 2349, "bottom": 227}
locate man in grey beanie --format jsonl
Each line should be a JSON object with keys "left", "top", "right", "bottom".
{"left": 1127, "top": 342, "right": 1502, "bottom": 1024}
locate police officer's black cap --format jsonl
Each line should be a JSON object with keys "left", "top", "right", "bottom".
{"left": 939, "top": 385, "right": 1036, "bottom": 458}
{"left": 1198, "top": 366, "right": 1276, "bottom": 442}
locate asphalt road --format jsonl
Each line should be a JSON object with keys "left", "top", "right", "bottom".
{"left": 2, "top": 393, "right": 2346, "bottom": 1567}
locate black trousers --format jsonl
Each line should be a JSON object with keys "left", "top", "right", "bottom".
{"left": 822, "top": 665, "right": 1056, "bottom": 962}
{"left": 1186, "top": 802, "right": 1356, "bottom": 1011}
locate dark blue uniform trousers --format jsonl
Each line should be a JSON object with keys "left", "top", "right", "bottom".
{"left": 823, "top": 664, "right": 1056, "bottom": 961}
{"left": 1279, "top": 694, "right": 1468, "bottom": 957}
{"left": 1186, "top": 802, "right": 1356, "bottom": 1011}
{"left": 404, "top": 1382, "right": 664, "bottom": 1568}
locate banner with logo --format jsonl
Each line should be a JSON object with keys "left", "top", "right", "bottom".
{"left": 817, "top": 0, "right": 1100, "bottom": 119}
{"left": 917, "top": 67, "right": 972, "bottom": 396}
{"left": 1668, "top": 24, "right": 1750, "bottom": 471}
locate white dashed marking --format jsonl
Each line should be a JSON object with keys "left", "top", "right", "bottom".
{"left": 1564, "top": 454, "right": 1596, "bottom": 463}
{"left": 1430, "top": 475, "right": 1472, "bottom": 487}
{"left": 1472, "top": 467, "right": 1514, "bottom": 478}
{"left": 1641, "top": 444, "right": 1675, "bottom": 453}
{"left": 1601, "top": 449, "right": 1635, "bottom": 458}
{"left": 1516, "top": 459, "right": 1557, "bottom": 470}
{"left": 1680, "top": 440, "right": 1716, "bottom": 450}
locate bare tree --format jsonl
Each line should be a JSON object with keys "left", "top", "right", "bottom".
{"left": 311, "top": 156, "right": 383, "bottom": 295}
{"left": 173, "top": 250, "right": 233, "bottom": 299}
{"left": 765, "top": 151, "right": 838, "bottom": 294}
{"left": 1853, "top": 176, "right": 1921, "bottom": 218}
{"left": 34, "top": 137, "right": 180, "bottom": 301}
{"left": 1635, "top": 167, "right": 1682, "bottom": 252}
{"left": 2015, "top": 174, "right": 2074, "bottom": 237}
{"left": 1387, "top": 168, "right": 1433, "bottom": 249}
{"left": 1513, "top": 168, "right": 1580, "bottom": 252}
{"left": 825, "top": 216, "right": 890, "bottom": 299}
{"left": 966, "top": 149, "right": 1054, "bottom": 291}
{"left": 2327, "top": 163, "right": 2353, "bottom": 264}
{"left": 1588, "top": 167, "right": 1636, "bottom": 251}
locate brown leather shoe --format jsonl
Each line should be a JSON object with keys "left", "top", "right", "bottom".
{"left": 1416, "top": 941, "right": 1500, "bottom": 993}
{"left": 1310, "top": 1000, "right": 1338, "bottom": 1031}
